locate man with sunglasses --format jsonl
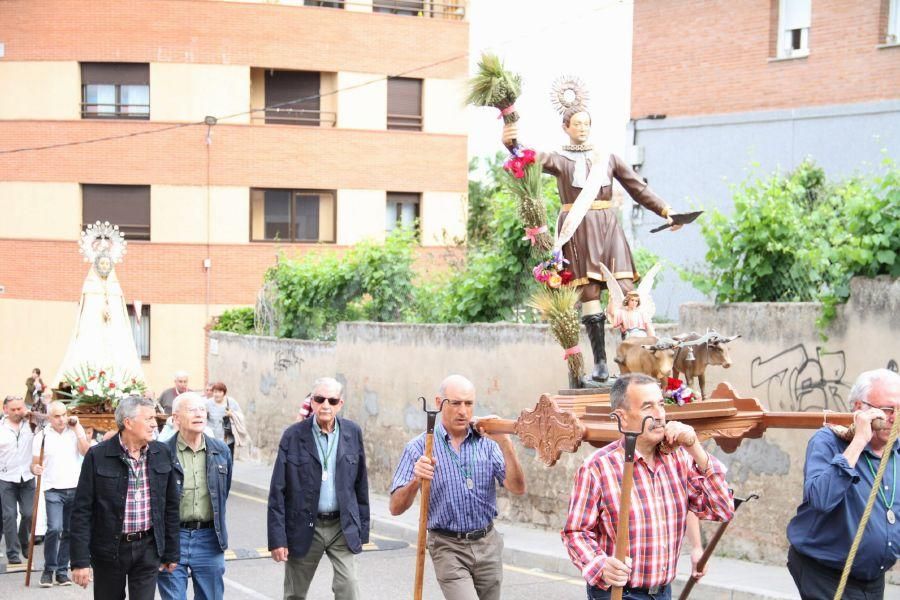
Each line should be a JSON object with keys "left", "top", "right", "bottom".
{"left": 268, "top": 377, "right": 369, "bottom": 600}
{"left": 389, "top": 374, "right": 526, "bottom": 600}
{"left": 787, "top": 368, "right": 900, "bottom": 599}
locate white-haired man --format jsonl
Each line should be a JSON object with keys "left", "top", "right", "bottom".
{"left": 158, "top": 372, "right": 190, "bottom": 416}
{"left": 787, "top": 368, "right": 900, "bottom": 599}
{"left": 31, "top": 401, "right": 90, "bottom": 586}
{"left": 268, "top": 377, "right": 369, "bottom": 600}
{"left": 157, "top": 393, "right": 232, "bottom": 600}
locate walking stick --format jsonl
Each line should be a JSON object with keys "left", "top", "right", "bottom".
{"left": 609, "top": 415, "right": 654, "bottom": 600}
{"left": 25, "top": 426, "right": 46, "bottom": 587}
{"left": 413, "top": 397, "right": 446, "bottom": 600}
{"left": 678, "top": 493, "right": 759, "bottom": 600}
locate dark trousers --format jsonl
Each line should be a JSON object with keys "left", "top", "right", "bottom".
{"left": 92, "top": 533, "right": 160, "bottom": 600}
{"left": 587, "top": 584, "right": 671, "bottom": 600}
{"left": 0, "top": 478, "right": 35, "bottom": 559}
{"left": 787, "top": 546, "right": 885, "bottom": 600}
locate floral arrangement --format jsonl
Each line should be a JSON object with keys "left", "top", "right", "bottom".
{"left": 503, "top": 148, "right": 553, "bottom": 253}
{"left": 60, "top": 364, "right": 146, "bottom": 412}
{"left": 466, "top": 53, "right": 521, "bottom": 125}
{"left": 528, "top": 286, "right": 585, "bottom": 386}
{"left": 664, "top": 377, "right": 696, "bottom": 406}
{"left": 532, "top": 249, "right": 575, "bottom": 289}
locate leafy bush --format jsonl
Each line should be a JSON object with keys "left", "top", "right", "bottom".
{"left": 214, "top": 307, "right": 256, "bottom": 335}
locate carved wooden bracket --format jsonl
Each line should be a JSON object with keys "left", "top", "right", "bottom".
{"left": 515, "top": 394, "right": 586, "bottom": 466}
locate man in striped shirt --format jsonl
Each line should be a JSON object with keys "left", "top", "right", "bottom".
{"left": 389, "top": 374, "right": 526, "bottom": 600}
{"left": 562, "top": 373, "right": 734, "bottom": 599}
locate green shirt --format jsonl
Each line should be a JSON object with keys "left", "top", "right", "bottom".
{"left": 176, "top": 434, "right": 213, "bottom": 522}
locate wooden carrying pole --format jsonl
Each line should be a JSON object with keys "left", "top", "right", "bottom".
{"left": 413, "top": 398, "right": 442, "bottom": 600}
{"left": 610, "top": 416, "right": 652, "bottom": 600}
{"left": 25, "top": 429, "right": 46, "bottom": 587}
{"left": 678, "top": 494, "right": 758, "bottom": 600}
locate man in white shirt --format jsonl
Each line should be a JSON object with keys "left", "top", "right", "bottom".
{"left": 32, "top": 401, "right": 90, "bottom": 586}
{"left": 0, "top": 395, "right": 35, "bottom": 564}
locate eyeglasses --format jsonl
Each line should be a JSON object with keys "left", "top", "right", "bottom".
{"left": 442, "top": 398, "right": 474, "bottom": 408}
{"left": 860, "top": 399, "right": 896, "bottom": 416}
{"left": 180, "top": 407, "right": 207, "bottom": 414}
{"left": 312, "top": 395, "right": 341, "bottom": 406}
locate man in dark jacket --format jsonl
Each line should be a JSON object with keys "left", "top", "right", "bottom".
{"left": 268, "top": 377, "right": 369, "bottom": 600}
{"left": 70, "top": 395, "right": 180, "bottom": 600}
{"left": 158, "top": 392, "right": 232, "bottom": 600}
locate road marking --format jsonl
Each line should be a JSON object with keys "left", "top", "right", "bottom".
{"left": 224, "top": 575, "right": 277, "bottom": 599}
{"left": 503, "top": 564, "right": 584, "bottom": 587}
{"left": 231, "top": 490, "right": 267, "bottom": 504}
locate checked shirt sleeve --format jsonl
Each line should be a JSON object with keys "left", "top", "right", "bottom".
{"left": 686, "top": 450, "right": 734, "bottom": 522}
{"left": 561, "top": 460, "right": 608, "bottom": 587}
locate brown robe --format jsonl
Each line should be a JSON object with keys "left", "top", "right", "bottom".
{"left": 541, "top": 151, "right": 669, "bottom": 289}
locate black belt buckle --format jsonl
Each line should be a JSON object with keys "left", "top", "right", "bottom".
{"left": 180, "top": 521, "right": 212, "bottom": 530}
{"left": 625, "top": 584, "right": 662, "bottom": 595}
{"left": 122, "top": 529, "right": 151, "bottom": 542}
{"left": 462, "top": 528, "right": 486, "bottom": 541}
{"left": 317, "top": 511, "right": 340, "bottom": 521}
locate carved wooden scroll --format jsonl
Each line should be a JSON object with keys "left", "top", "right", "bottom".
{"left": 514, "top": 394, "right": 586, "bottom": 466}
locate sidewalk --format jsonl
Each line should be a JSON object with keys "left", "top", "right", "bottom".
{"left": 233, "top": 459, "right": 897, "bottom": 600}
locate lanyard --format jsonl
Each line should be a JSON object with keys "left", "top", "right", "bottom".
{"left": 440, "top": 433, "right": 475, "bottom": 490}
{"left": 863, "top": 451, "right": 896, "bottom": 509}
{"left": 314, "top": 425, "right": 338, "bottom": 478}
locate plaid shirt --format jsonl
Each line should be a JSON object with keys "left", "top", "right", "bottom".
{"left": 562, "top": 439, "right": 734, "bottom": 590}
{"left": 119, "top": 437, "right": 152, "bottom": 534}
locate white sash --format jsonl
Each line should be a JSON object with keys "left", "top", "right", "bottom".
{"left": 554, "top": 152, "right": 611, "bottom": 251}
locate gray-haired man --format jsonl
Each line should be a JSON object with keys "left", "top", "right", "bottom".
{"left": 70, "top": 395, "right": 180, "bottom": 599}
{"left": 158, "top": 372, "right": 191, "bottom": 416}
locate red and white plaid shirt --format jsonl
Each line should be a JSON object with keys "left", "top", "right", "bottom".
{"left": 562, "top": 439, "right": 734, "bottom": 590}
{"left": 119, "top": 437, "right": 152, "bottom": 534}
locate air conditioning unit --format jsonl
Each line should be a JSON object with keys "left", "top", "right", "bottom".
{"left": 626, "top": 145, "right": 645, "bottom": 167}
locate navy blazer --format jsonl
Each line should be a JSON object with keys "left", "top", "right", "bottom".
{"left": 164, "top": 433, "right": 233, "bottom": 551}
{"left": 70, "top": 436, "right": 180, "bottom": 568}
{"left": 267, "top": 416, "right": 369, "bottom": 557}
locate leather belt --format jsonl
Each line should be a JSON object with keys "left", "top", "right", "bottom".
{"left": 430, "top": 522, "right": 493, "bottom": 541}
{"left": 180, "top": 521, "right": 214, "bottom": 530}
{"left": 560, "top": 200, "right": 613, "bottom": 211}
{"left": 317, "top": 511, "right": 340, "bottom": 521}
{"left": 121, "top": 529, "right": 153, "bottom": 542}
{"left": 625, "top": 584, "right": 666, "bottom": 595}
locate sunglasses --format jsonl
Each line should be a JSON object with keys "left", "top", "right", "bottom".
{"left": 312, "top": 395, "right": 341, "bottom": 406}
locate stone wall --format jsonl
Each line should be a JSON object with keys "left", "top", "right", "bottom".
{"left": 208, "top": 276, "right": 900, "bottom": 565}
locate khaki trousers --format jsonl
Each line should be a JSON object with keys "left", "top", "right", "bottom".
{"left": 283, "top": 517, "right": 359, "bottom": 600}
{"left": 427, "top": 527, "right": 504, "bottom": 600}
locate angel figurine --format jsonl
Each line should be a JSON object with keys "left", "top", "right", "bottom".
{"left": 600, "top": 262, "right": 661, "bottom": 340}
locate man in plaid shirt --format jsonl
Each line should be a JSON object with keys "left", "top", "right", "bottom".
{"left": 562, "top": 373, "right": 734, "bottom": 599}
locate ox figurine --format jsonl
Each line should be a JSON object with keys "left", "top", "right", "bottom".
{"left": 614, "top": 336, "right": 682, "bottom": 386}
{"left": 672, "top": 331, "right": 741, "bottom": 399}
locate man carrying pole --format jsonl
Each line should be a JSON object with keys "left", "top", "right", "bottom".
{"left": 389, "top": 374, "right": 526, "bottom": 600}
{"left": 562, "top": 373, "right": 734, "bottom": 599}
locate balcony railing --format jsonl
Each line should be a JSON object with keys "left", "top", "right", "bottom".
{"left": 303, "top": 0, "right": 465, "bottom": 20}
{"left": 254, "top": 107, "right": 337, "bottom": 127}
{"left": 81, "top": 102, "right": 150, "bottom": 120}
{"left": 387, "top": 113, "right": 423, "bottom": 131}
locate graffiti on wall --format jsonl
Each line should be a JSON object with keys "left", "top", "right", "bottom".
{"left": 274, "top": 346, "right": 303, "bottom": 372}
{"left": 750, "top": 344, "right": 896, "bottom": 412}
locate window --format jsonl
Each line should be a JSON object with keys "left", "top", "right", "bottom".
{"left": 374, "top": 0, "right": 424, "bottom": 16}
{"left": 81, "top": 63, "right": 149, "bottom": 119}
{"left": 82, "top": 184, "right": 151, "bottom": 241}
{"left": 777, "top": 0, "right": 811, "bottom": 58}
{"left": 386, "top": 192, "right": 420, "bottom": 234}
{"left": 250, "top": 189, "right": 335, "bottom": 242}
{"left": 387, "top": 78, "right": 423, "bottom": 131}
{"left": 264, "top": 70, "right": 334, "bottom": 126}
{"left": 126, "top": 304, "right": 150, "bottom": 360}
{"left": 304, "top": 0, "right": 344, "bottom": 7}
{"left": 888, "top": 0, "right": 900, "bottom": 44}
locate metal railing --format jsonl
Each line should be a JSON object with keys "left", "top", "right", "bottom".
{"left": 254, "top": 107, "right": 337, "bottom": 127}
{"left": 81, "top": 102, "right": 150, "bottom": 119}
{"left": 387, "top": 113, "right": 423, "bottom": 131}
{"left": 303, "top": 0, "right": 466, "bottom": 20}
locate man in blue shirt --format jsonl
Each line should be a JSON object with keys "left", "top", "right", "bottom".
{"left": 268, "top": 377, "right": 369, "bottom": 600}
{"left": 787, "top": 368, "right": 900, "bottom": 599}
{"left": 389, "top": 374, "right": 526, "bottom": 600}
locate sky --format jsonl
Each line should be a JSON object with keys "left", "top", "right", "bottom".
{"left": 464, "top": 0, "right": 634, "bottom": 169}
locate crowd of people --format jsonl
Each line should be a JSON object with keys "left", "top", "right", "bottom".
{"left": 1, "top": 367, "right": 898, "bottom": 599}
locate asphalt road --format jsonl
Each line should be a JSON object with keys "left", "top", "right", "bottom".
{"left": 0, "top": 492, "right": 588, "bottom": 599}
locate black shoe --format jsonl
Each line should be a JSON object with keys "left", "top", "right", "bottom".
{"left": 34, "top": 535, "right": 44, "bottom": 546}
{"left": 40, "top": 572, "right": 53, "bottom": 587}
{"left": 55, "top": 572, "right": 72, "bottom": 586}
{"left": 582, "top": 313, "right": 610, "bottom": 381}
{"left": 7, "top": 555, "right": 22, "bottom": 565}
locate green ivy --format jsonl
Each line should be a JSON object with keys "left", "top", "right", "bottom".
{"left": 214, "top": 307, "right": 256, "bottom": 335}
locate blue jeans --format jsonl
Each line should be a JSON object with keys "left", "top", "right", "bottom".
{"left": 157, "top": 528, "right": 225, "bottom": 600}
{"left": 44, "top": 488, "right": 76, "bottom": 574}
{"left": 587, "top": 584, "right": 671, "bottom": 600}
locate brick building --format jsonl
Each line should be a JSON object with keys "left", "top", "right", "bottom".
{"left": 0, "top": 0, "right": 469, "bottom": 392}
{"left": 625, "top": 0, "right": 900, "bottom": 315}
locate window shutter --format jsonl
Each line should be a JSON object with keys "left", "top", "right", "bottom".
{"left": 82, "top": 185, "right": 151, "bottom": 240}
{"left": 81, "top": 63, "right": 149, "bottom": 85}
{"left": 782, "top": 0, "right": 810, "bottom": 30}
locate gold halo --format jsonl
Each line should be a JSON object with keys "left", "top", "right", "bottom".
{"left": 550, "top": 75, "right": 590, "bottom": 115}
